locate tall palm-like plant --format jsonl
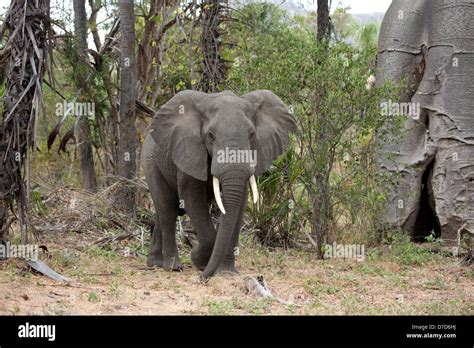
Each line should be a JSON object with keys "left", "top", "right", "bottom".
{"left": 0, "top": 0, "right": 51, "bottom": 243}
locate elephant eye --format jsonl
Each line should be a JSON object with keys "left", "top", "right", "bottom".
{"left": 249, "top": 130, "right": 256, "bottom": 140}
{"left": 207, "top": 130, "right": 215, "bottom": 143}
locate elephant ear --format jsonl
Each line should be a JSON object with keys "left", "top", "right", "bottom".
{"left": 242, "top": 90, "right": 297, "bottom": 176}
{"left": 149, "top": 90, "right": 209, "bottom": 181}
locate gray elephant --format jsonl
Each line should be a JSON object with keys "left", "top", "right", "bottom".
{"left": 142, "top": 89, "right": 296, "bottom": 280}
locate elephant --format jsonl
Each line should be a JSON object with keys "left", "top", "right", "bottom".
{"left": 142, "top": 89, "right": 296, "bottom": 280}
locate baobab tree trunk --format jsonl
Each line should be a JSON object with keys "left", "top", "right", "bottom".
{"left": 0, "top": 0, "right": 51, "bottom": 242}
{"left": 376, "top": 0, "right": 474, "bottom": 245}
{"left": 73, "top": 0, "right": 98, "bottom": 192}
{"left": 317, "top": 0, "right": 330, "bottom": 42}
{"left": 116, "top": 0, "right": 137, "bottom": 214}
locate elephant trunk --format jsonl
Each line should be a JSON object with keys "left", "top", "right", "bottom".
{"left": 201, "top": 175, "right": 247, "bottom": 280}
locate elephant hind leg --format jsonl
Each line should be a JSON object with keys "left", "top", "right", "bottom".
{"left": 144, "top": 159, "right": 182, "bottom": 271}
{"left": 155, "top": 178, "right": 182, "bottom": 271}
{"left": 160, "top": 205, "right": 182, "bottom": 271}
{"left": 147, "top": 219, "right": 163, "bottom": 268}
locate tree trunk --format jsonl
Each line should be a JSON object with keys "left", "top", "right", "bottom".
{"left": 116, "top": 0, "right": 137, "bottom": 214}
{"left": 87, "top": 13, "right": 120, "bottom": 180}
{"left": 317, "top": 0, "right": 330, "bottom": 42}
{"left": 73, "top": 0, "right": 98, "bottom": 192}
{"left": 376, "top": 0, "right": 474, "bottom": 245}
{"left": 198, "top": 0, "right": 226, "bottom": 93}
{"left": 312, "top": 174, "right": 331, "bottom": 259}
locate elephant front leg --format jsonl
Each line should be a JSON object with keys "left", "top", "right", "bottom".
{"left": 178, "top": 172, "right": 217, "bottom": 271}
{"left": 186, "top": 205, "right": 216, "bottom": 271}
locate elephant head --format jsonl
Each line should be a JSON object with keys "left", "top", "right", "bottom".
{"left": 149, "top": 90, "right": 296, "bottom": 279}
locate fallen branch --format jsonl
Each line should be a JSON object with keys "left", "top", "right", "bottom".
{"left": 304, "top": 230, "right": 319, "bottom": 252}
{"left": 102, "top": 175, "right": 149, "bottom": 192}
{"left": 93, "top": 232, "right": 134, "bottom": 247}
{"left": 31, "top": 222, "right": 67, "bottom": 233}
{"left": 27, "top": 259, "right": 68, "bottom": 283}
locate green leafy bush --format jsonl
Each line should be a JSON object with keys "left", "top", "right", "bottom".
{"left": 385, "top": 231, "right": 436, "bottom": 266}
{"left": 225, "top": 3, "right": 402, "bottom": 251}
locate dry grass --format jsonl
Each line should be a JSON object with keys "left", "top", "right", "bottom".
{"left": 0, "top": 186, "right": 472, "bottom": 315}
{"left": 0, "top": 237, "right": 473, "bottom": 315}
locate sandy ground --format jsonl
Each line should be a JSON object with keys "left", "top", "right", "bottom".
{"left": 0, "top": 230, "right": 473, "bottom": 315}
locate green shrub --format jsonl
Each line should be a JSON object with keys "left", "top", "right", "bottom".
{"left": 386, "top": 231, "right": 435, "bottom": 266}
{"left": 225, "top": 3, "right": 402, "bottom": 251}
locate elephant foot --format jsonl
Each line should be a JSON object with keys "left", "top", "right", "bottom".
{"left": 199, "top": 274, "right": 210, "bottom": 283}
{"left": 162, "top": 255, "right": 183, "bottom": 271}
{"left": 198, "top": 264, "right": 238, "bottom": 282}
{"left": 146, "top": 253, "right": 163, "bottom": 268}
{"left": 215, "top": 263, "right": 239, "bottom": 277}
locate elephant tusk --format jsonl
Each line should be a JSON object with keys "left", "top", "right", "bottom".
{"left": 213, "top": 176, "right": 226, "bottom": 215}
{"left": 249, "top": 175, "right": 258, "bottom": 204}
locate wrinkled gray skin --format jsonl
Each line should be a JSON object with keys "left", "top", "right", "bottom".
{"left": 377, "top": 0, "right": 474, "bottom": 242}
{"left": 142, "top": 90, "right": 296, "bottom": 280}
